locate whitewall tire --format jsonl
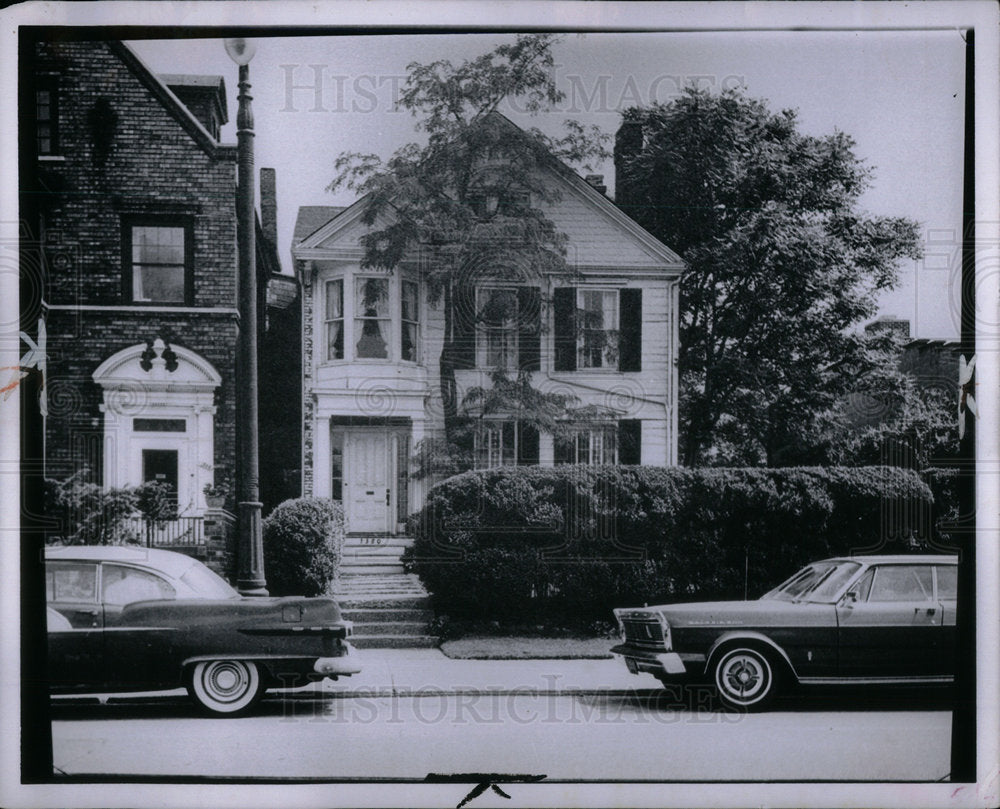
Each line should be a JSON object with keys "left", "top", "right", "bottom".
{"left": 713, "top": 646, "right": 778, "bottom": 711}
{"left": 188, "top": 660, "right": 264, "bottom": 715}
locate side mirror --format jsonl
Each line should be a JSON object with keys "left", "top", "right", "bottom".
{"left": 843, "top": 590, "right": 858, "bottom": 605}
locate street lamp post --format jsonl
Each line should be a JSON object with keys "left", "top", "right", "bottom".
{"left": 226, "top": 37, "right": 267, "bottom": 595}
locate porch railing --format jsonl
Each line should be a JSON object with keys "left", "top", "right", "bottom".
{"left": 127, "top": 516, "right": 206, "bottom": 548}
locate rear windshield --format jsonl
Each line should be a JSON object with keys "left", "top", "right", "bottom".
{"left": 762, "top": 561, "right": 861, "bottom": 603}
{"left": 179, "top": 561, "right": 240, "bottom": 599}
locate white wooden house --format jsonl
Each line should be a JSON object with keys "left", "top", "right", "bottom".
{"left": 292, "top": 120, "right": 683, "bottom": 535}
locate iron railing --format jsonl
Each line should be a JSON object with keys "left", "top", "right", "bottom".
{"left": 127, "top": 516, "right": 206, "bottom": 548}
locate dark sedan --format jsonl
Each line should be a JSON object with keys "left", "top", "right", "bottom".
{"left": 45, "top": 545, "right": 360, "bottom": 715}
{"left": 612, "top": 554, "right": 957, "bottom": 710}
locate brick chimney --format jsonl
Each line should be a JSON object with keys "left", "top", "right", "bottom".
{"left": 260, "top": 168, "right": 277, "bottom": 249}
{"left": 614, "top": 118, "right": 644, "bottom": 211}
{"left": 584, "top": 174, "right": 607, "bottom": 195}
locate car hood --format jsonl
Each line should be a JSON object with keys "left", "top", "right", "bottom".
{"left": 622, "top": 598, "right": 831, "bottom": 628}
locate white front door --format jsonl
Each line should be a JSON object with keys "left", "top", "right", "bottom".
{"left": 344, "top": 430, "right": 393, "bottom": 533}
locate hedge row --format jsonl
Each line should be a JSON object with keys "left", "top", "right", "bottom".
{"left": 404, "top": 466, "right": 940, "bottom": 625}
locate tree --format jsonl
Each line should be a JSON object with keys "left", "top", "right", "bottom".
{"left": 816, "top": 336, "right": 956, "bottom": 470}
{"left": 615, "top": 88, "right": 923, "bottom": 466}
{"left": 330, "top": 35, "right": 609, "bottom": 464}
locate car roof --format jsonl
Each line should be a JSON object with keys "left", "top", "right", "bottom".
{"left": 820, "top": 554, "right": 957, "bottom": 566}
{"left": 44, "top": 545, "right": 199, "bottom": 578}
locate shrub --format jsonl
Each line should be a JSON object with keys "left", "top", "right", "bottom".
{"left": 44, "top": 472, "right": 143, "bottom": 545}
{"left": 405, "top": 465, "right": 939, "bottom": 626}
{"left": 263, "top": 498, "right": 345, "bottom": 596}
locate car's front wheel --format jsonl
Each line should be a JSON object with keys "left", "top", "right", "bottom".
{"left": 187, "top": 660, "right": 265, "bottom": 716}
{"left": 712, "top": 646, "right": 778, "bottom": 711}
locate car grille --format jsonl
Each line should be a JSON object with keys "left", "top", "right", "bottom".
{"left": 622, "top": 618, "right": 666, "bottom": 650}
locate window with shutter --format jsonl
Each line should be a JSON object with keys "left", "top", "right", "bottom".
{"left": 618, "top": 288, "right": 642, "bottom": 372}
{"left": 617, "top": 420, "right": 642, "bottom": 465}
{"left": 553, "top": 287, "right": 577, "bottom": 371}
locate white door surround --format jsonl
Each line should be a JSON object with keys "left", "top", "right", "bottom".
{"left": 92, "top": 338, "right": 220, "bottom": 515}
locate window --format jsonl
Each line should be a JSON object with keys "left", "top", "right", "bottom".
{"left": 325, "top": 279, "right": 344, "bottom": 360}
{"left": 46, "top": 562, "right": 97, "bottom": 603}
{"left": 101, "top": 565, "right": 176, "bottom": 606}
{"left": 936, "top": 566, "right": 957, "bottom": 599}
{"left": 476, "top": 287, "right": 540, "bottom": 371}
{"left": 555, "top": 428, "right": 617, "bottom": 465}
{"left": 330, "top": 429, "right": 344, "bottom": 501}
{"left": 578, "top": 290, "right": 618, "bottom": 369}
{"left": 401, "top": 280, "right": 419, "bottom": 362}
{"left": 36, "top": 79, "right": 57, "bottom": 155}
{"left": 133, "top": 418, "right": 186, "bottom": 433}
{"left": 355, "top": 277, "right": 390, "bottom": 359}
{"left": 553, "top": 288, "right": 642, "bottom": 373}
{"left": 474, "top": 422, "right": 539, "bottom": 469}
{"left": 124, "top": 220, "right": 191, "bottom": 304}
{"left": 478, "top": 288, "right": 518, "bottom": 370}
{"left": 868, "top": 565, "right": 934, "bottom": 602}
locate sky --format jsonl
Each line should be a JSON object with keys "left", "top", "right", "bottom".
{"left": 129, "top": 29, "right": 967, "bottom": 339}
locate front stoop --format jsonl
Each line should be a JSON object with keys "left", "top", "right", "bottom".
{"left": 336, "top": 536, "right": 438, "bottom": 649}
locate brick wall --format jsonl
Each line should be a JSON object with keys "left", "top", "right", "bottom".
{"left": 32, "top": 40, "right": 240, "bottom": 497}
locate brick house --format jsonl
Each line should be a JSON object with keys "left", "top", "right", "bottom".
{"left": 22, "top": 38, "right": 294, "bottom": 528}
{"left": 292, "top": 116, "right": 684, "bottom": 535}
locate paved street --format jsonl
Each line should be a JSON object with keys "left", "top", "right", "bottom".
{"left": 50, "top": 651, "right": 954, "bottom": 782}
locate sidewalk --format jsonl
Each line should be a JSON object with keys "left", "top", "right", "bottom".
{"left": 52, "top": 648, "right": 663, "bottom": 705}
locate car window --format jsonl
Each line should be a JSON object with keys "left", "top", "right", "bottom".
{"left": 850, "top": 569, "right": 874, "bottom": 602}
{"left": 868, "top": 565, "right": 934, "bottom": 602}
{"left": 936, "top": 566, "right": 958, "bottom": 600}
{"left": 810, "top": 562, "right": 862, "bottom": 601}
{"left": 46, "top": 562, "right": 98, "bottom": 603}
{"left": 179, "top": 559, "right": 240, "bottom": 599}
{"left": 101, "top": 564, "right": 176, "bottom": 606}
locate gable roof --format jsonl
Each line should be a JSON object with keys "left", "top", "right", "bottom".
{"left": 294, "top": 113, "right": 684, "bottom": 271}
{"left": 293, "top": 206, "right": 348, "bottom": 247}
{"left": 111, "top": 42, "right": 235, "bottom": 160}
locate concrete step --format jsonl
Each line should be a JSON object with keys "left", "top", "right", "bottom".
{"left": 348, "top": 621, "right": 430, "bottom": 637}
{"left": 337, "top": 563, "right": 407, "bottom": 576}
{"left": 342, "top": 607, "right": 434, "bottom": 622}
{"left": 339, "top": 596, "right": 432, "bottom": 610}
{"left": 342, "top": 544, "right": 409, "bottom": 556}
{"left": 350, "top": 634, "right": 439, "bottom": 649}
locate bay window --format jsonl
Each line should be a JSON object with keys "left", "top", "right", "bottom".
{"left": 325, "top": 279, "right": 344, "bottom": 360}
{"left": 355, "top": 277, "right": 390, "bottom": 359}
{"left": 401, "top": 279, "right": 419, "bottom": 362}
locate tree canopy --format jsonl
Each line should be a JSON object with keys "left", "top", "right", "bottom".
{"left": 330, "top": 34, "right": 609, "bottom": 460}
{"left": 615, "top": 87, "right": 923, "bottom": 466}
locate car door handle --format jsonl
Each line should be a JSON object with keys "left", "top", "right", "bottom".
{"left": 915, "top": 607, "right": 936, "bottom": 616}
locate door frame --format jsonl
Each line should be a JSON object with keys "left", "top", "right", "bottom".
{"left": 343, "top": 428, "right": 396, "bottom": 535}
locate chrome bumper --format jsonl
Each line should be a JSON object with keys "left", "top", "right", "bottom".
{"left": 313, "top": 643, "right": 362, "bottom": 677}
{"left": 610, "top": 644, "right": 704, "bottom": 678}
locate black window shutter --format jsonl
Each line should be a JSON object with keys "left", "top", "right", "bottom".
{"left": 553, "top": 287, "right": 577, "bottom": 372}
{"left": 619, "top": 288, "right": 642, "bottom": 372}
{"left": 553, "top": 434, "right": 574, "bottom": 465}
{"left": 518, "top": 422, "right": 539, "bottom": 465}
{"left": 452, "top": 283, "right": 476, "bottom": 369}
{"left": 517, "top": 287, "right": 541, "bottom": 372}
{"left": 617, "top": 420, "right": 641, "bottom": 464}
